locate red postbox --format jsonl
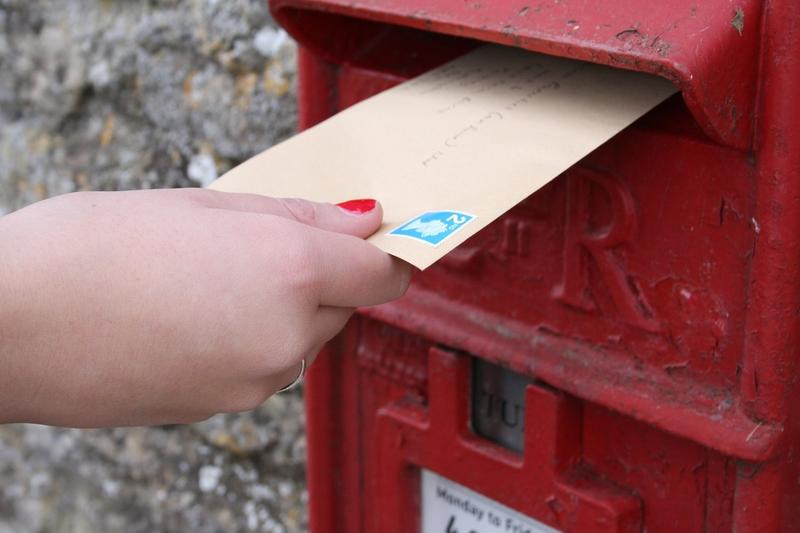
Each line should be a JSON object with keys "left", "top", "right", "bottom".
{"left": 270, "top": 1, "right": 800, "bottom": 531}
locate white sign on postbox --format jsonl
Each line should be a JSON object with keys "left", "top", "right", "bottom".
{"left": 420, "top": 470, "right": 561, "bottom": 533}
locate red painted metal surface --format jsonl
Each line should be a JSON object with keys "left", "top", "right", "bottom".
{"left": 375, "top": 348, "right": 642, "bottom": 532}
{"left": 275, "top": 0, "right": 762, "bottom": 149}
{"left": 277, "top": 0, "right": 800, "bottom": 531}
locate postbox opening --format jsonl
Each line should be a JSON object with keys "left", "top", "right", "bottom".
{"left": 277, "top": 7, "right": 709, "bottom": 144}
{"left": 275, "top": 7, "right": 478, "bottom": 77}
{"left": 274, "top": 1, "right": 760, "bottom": 149}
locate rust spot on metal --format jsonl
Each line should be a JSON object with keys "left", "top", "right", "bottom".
{"left": 731, "top": 7, "right": 744, "bottom": 36}
{"left": 501, "top": 24, "right": 522, "bottom": 46}
{"left": 663, "top": 361, "right": 689, "bottom": 374}
{"left": 545, "top": 495, "right": 565, "bottom": 518}
{"left": 616, "top": 26, "right": 671, "bottom": 57}
{"left": 719, "top": 196, "right": 743, "bottom": 226}
{"left": 651, "top": 36, "right": 671, "bottom": 57}
{"left": 616, "top": 27, "right": 642, "bottom": 40}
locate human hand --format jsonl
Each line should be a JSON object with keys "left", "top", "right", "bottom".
{"left": 0, "top": 189, "right": 410, "bottom": 427}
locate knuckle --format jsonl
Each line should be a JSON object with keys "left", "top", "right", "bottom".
{"left": 279, "top": 197, "right": 318, "bottom": 226}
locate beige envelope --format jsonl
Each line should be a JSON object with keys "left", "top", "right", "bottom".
{"left": 210, "top": 45, "right": 676, "bottom": 269}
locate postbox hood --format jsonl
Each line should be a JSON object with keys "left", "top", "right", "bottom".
{"left": 272, "top": 0, "right": 761, "bottom": 150}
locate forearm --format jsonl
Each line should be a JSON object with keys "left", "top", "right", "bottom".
{"left": 0, "top": 212, "right": 163, "bottom": 427}
{"left": 0, "top": 203, "right": 148, "bottom": 427}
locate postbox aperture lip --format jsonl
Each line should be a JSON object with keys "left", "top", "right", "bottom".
{"left": 272, "top": 0, "right": 761, "bottom": 151}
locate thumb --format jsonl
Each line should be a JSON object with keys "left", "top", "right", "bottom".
{"left": 274, "top": 197, "right": 384, "bottom": 239}
{"left": 195, "top": 190, "right": 383, "bottom": 239}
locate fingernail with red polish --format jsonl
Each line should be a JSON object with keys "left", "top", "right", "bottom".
{"left": 336, "top": 198, "right": 377, "bottom": 215}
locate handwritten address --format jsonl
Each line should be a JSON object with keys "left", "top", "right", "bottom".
{"left": 418, "top": 57, "right": 586, "bottom": 168}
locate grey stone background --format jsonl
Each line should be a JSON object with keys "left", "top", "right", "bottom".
{"left": 0, "top": 0, "right": 308, "bottom": 531}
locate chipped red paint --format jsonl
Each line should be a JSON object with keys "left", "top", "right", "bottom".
{"left": 275, "top": 0, "right": 800, "bottom": 530}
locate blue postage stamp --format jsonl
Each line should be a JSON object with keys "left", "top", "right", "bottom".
{"left": 389, "top": 210, "right": 476, "bottom": 246}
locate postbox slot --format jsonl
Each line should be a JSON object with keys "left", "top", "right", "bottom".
{"left": 275, "top": 0, "right": 761, "bottom": 149}
{"left": 471, "top": 358, "right": 531, "bottom": 453}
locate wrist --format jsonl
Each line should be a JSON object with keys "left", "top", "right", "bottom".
{"left": 0, "top": 218, "right": 36, "bottom": 424}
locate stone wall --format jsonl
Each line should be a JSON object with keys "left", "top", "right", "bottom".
{"left": 0, "top": 1, "right": 307, "bottom": 531}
